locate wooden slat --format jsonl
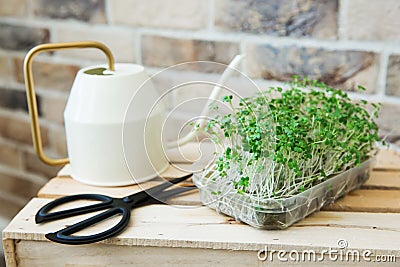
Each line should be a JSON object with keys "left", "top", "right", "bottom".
{"left": 14, "top": 241, "right": 258, "bottom": 267}
{"left": 363, "top": 170, "right": 400, "bottom": 189}
{"left": 3, "top": 198, "right": 400, "bottom": 255}
{"left": 375, "top": 149, "right": 400, "bottom": 171}
{"left": 2, "top": 239, "right": 16, "bottom": 267}
{"left": 323, "top": 189, "right": 400, "bottom": 212}
{"left": 11, "top": 240, "right": 399, "bottom": 267}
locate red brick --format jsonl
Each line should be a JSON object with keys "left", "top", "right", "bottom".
{"left": 0, "top": 115, "right": 49, "bottom": 147}
{"left": 0, "top": 142, "right": 22, "bottom": 168}
{"left": 14, "top": 58, "right": 79, "bottom": 92}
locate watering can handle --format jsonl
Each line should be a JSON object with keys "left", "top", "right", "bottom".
{"left": 23, "top": 41, "right": 115, "bottom": 166}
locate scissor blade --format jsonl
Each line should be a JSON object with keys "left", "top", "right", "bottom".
{"left": 123, "top": 173, "right": 193, "bottom": 204}
{"left": 147, "top": 174, "right": 193, "bottom": 195}
{"left": 156, "top": 186, "right": 196, "bottom": 201}
{"left": 135, "top": 186, "right": 197, "bottom": 207}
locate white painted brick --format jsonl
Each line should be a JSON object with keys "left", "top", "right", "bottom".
{"left": 109, "top": 0, "right": 207, "bottom": 30}
{"left": 53, "top": 25, "right": 136, "bottom": 62}
{"left": 344, "top": 0, "right": 400, "bottom": 41}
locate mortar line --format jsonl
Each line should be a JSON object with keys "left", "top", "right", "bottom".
{"left": 239, "top": 39, "right": 247, "bottom": 74}
{"left": 104, "top": 0, "right": 113, "bottom": 24}
{"left": 207, "top": 0, "right": 215, "bottom": 31}
{"left": 135, "top": 30, "right": 142, "bottom": 65}
{"left": 377, "top": 50, "right": 390, "bottom": 97}
{"left": 337, "top": 0, "right": 347, "bottom": 40}
{"left": 26, "top": 0, "right": 34, "bottom": 19}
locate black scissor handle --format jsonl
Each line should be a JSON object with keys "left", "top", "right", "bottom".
{"left": 36, "top": 194, "right": 114, "bottom": 223}
{"left": 46, "top": 206, "right": 131, "bottom": 245}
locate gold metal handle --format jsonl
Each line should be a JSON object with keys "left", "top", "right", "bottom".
{"left": 23, "top": 41, "right": 115, "bottom": 166}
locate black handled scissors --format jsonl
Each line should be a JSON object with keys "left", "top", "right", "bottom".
{"left": 35, "top": 174, "right": 194, "bottom": 245}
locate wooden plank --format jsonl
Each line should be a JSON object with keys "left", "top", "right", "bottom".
{"left": 13, "top": 240, "right": 398, "bottom": 267}
{"left": 375, "top": 149, "right": 400, "bottom": 171}
{"left": 14, "top": 241, "right": 258, "bottom": 267}
{"left": 3, "top": 198, "right": 400, "bottom": 255}
{"left": 363, "top": 171, "right": 400, "bottom": 190}
{"left": 323, "top": 189, "right": 400, "bottom": 212}
{"left": 2, "top": 238, "right": 17, "bottom": 267}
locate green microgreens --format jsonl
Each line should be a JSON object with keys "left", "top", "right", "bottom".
{"left": 202, "top": 77, "right": 381, "bottom": 200}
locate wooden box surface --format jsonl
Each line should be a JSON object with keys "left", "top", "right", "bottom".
{"left": 2, "top": 147, "right": 400, "bottom": 266}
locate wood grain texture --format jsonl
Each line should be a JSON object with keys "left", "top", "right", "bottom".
{"left": 2, "top": 239, "right": 16, "bottom": 267}
{"left": 363, "top": 171, "right": 400, "bottom": 189}
{"left": 323, "top": 189, "right": 400, "bottom": 212}
{"left": 3, "top": 198, "right": 400, "bottom": 255}
{"left": 374, "top": 149, "right": 400, "bottom": 171}
{"left": 12, "top": 240, "right": 399, "bottom": 267}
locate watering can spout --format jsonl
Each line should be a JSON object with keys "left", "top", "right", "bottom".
{"left": 165, "top": 54, "right": 245, "bottom": 149}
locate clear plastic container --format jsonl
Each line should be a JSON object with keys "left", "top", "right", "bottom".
{"left": 193, "top": 158, "right": 374, "bottom": 229}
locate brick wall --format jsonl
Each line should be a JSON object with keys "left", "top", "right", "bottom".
{"left": 0, "top": 0, "right": 400, "bottom": 239}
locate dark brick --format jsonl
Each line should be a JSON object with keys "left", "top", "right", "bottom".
{"left": 34, "top": 0, "right": 106, "bottom": 23}
{"left": 142, "top": 35, "right": 239, "bottom": 72}
{"left": 0, "top": 23, "right": 49, "bottom": 51}
{"left": 386, "top": 55, "right": 400, "bottom": 97}
{"left": 0, "top": 87, "right": 42, "bottom": 115}
{"left": 215, "top": 0, "right": 338, "bottom": 38}
{"left": 246, "top": 44, "right": 379, "bottom": 92}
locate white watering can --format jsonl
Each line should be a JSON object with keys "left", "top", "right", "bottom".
{"left": 24, "top": 41, "right": 243, "bottom": 186}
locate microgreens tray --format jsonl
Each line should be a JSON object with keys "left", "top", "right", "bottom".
{"left": 193, "top": 157, "right": 374, "bottom": 229}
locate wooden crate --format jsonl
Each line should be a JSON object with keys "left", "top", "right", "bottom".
{"left": 3, "top": 148, "right": 400, "bottom": 266}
